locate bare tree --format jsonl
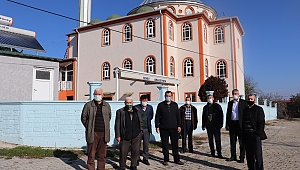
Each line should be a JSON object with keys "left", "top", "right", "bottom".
{"left": 244, "top": 76, "right": 261, "bottom": 96}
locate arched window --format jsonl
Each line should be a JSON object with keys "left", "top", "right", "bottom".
{"left": 102, "top": 62, "right": 110, "bottom": 80}
{"left": 205, "top": 59, "right": 208, "bottom": 77}
{"left": 123, "top": 59, "right": 132, "bottom": 70}
{"left": 103, "top": 28, "right": 110, "bottom": 46}
{"left": 170, "top": 57, "right": 175, "bottom": 77}
{"left": 167, "top": 6, "right": 176, "bottom": 14}
{"left": 183, "top": 58, "right": 193, "bottom": 77}
{"left": 145, "top": 56, "right": 155, "bottom": 73}
{"left": 146, "top": 19, "right": 155, "bottom": 38}
{"left": 185, "top": 7, "right": 194, "bottom": 15}
{"left": 169, "top": 21, "right": 173, "bottom": 40}
{"left": 124, "top": 24, "right": 132, "bottom": 42}
{"left": 203, "top": 24, "right": 207, "bottom": 43}
{"left": 182, "top": 22, "right": 192, "bottom": 41}
{"left": 216, "top": 60, "right": 227, "bottom": 78}
{"left": 215, "top": 26, "right": 224, "bottom": 43}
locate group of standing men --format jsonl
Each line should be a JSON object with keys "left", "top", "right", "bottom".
{"left": 81, "top": 88, "right": 266, "bottom": 170}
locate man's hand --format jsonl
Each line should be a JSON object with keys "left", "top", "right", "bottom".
{"left": 156, "top": 128, "right": 160, "bottom": 133}
{"left": 225, "top": 126, "right": 229, "bottom": 131}
{"left": 116, "top": 137, "right": 120, "bottom": 143}
{"left": 177, "top": 127, "right": 181, "bottom": 133}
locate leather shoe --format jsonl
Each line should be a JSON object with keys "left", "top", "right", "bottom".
{"left": 130, "top": 166, "right": 137, "bottom": 170}
{"left": 226, "top": 157, "right": 237, "bottom": 161}
{"left": 162, "top": 161, "right": 168, "bottom": 166}
{"left": 237, "top": 159, "right": 244, "bottom": 163}
{"left": 217, "top": 155, "right": 224, "bottom": 159}
{"left": 142, "top": 159, "right": 150, "bottom": 165}
{"left": 175, "top": 161, "right": 184, "bottom": 165}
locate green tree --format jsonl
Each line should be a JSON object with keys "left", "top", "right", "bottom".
{"left": 244, "top": 76, "right": 261, "bottom": 96}
{"left": 287, "top": 93, "right": 300, "bottom": 118}
{"left": 198, "top": 76, "right": 228, "bottom": 102}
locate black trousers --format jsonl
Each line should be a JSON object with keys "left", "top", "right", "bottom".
{"left": 207, "top": 125, "right": 222, "bottom": 156}
{"left": 244, "top": 133, "right": 264, "bottom": 170}
{"left": 182, "top": 121, "right": 193, "bottom": 152}
{"left": 229, "top": 120, "right": 245, "bottom": 160}
{"left": 119, "top": 132, "right": 142, "bottom": 169}
{"left": 160, "top": 128, "right": 180, "bottom": 162}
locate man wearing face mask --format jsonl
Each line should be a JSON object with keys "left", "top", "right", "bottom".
{"left": 81, "top": 88, "right": 112, "bottom": 170}
{"left": 242, "top": 94, "right": 267, "bottom": 170}
{"left": 179, "top": 96, "right": 198, "bottom": 153}
{"left": 155, "top": 91, "right": 184, "bottom": 166}
{"left": 202, "top": 94, "right": 224, "bottom": 158}
{"left": 115, "top": 97, "right": 143, "bottom": 170}
{"left": 135, "top": 95, "right": 154, "bottom": 165}
{"left": 225, "top": 89, "right": 248, "bottom": 163}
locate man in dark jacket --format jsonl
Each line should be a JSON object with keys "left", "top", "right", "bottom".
{"left": 115, "top": 97, "right": 143, "bottom": 170}
{"left": 202, "top": 94, "right": 224, "bottom": 158}
{"left": 135, "top": 95, "right": 154, "bottom": 165}
{"left": 242, "top": 94, "right": 267, "bottom": 170}
{"left": 225, "top": 89, "right": 248, "bottom": 163}
{"left": 155, "top": 91, "right": 184, "bottom": 166}
{"left": 179, "top": 96, "right": 198, "bottom": 153}
{"left": 81, "top": 88, "right": 111, "bottom": 170}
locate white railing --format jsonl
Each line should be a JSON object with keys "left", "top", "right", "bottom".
{"left": 59, "top": 81, "right": 72, "bottom": 90}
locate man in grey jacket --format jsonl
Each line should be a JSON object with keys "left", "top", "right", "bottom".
{"left": 81, "top": 88, "right": 111, "bottom": 170}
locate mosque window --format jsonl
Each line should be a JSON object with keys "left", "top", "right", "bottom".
{"left": 170, "top": 56, "right": 175, "bottom": 77}
{"left": 167, "top": 6, "right": 176, "bottom": 14}
{"left": 146, "top": 19, "right": 155, "bottom": 38}
{"left": 215, "top": 26, "right": 224, "bottom": 43}
{"left": 124, "top": 24, "right": 132, "bottom": 42}
{"left": 123, "top": 59, "right": 133, "bottom": 70}
{"left": 102, "top": 62, "right": 110, "bottom": 80}
{"left": 182, "top": 22, "right": 192, "bottom": 41}
{"left": 203, "top": 24, "right": 207, "bottom": 43}
{"left": 169, "top": 21, "right": 174, "bottom": 40}
{"left": 103, "top": 28, "right": 111, "bottom": 46}
{"left": 216, "top": 60, "right": 227, "bottom": 78}
{"left": 145, "top": 56, "right": 156, "bottom": 74}
{"left": 205, "top": 59, "right": 209, "bottom": 77}
{"left": 183, "top": 58, "right": 194, "bottom": 77}
{"left": 185, "top": 7, "right": 194, "bottom": 15}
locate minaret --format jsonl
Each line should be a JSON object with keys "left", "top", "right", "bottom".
{"left": 79, "top": 0, "right": 92, "bottom": 27}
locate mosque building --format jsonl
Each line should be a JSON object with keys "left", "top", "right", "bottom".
{"left": 59, "top": 0, "right": 245, "bottom": 101}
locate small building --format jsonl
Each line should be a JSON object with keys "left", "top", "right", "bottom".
{"left": 0, "top": 14, "right": 60, "bottom": 101}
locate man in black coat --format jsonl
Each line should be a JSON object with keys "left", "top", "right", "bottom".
{"left": 242, "top": 94, "right": 267, "bottom": 170}
{"left": 225, "top": 89, "right": 248, "bottom": 163}
{"left": 155, "top": 91, "right": 184, "bottom": 166}
{"left": 202, "top": 94, "right": 224, "bottom": 158}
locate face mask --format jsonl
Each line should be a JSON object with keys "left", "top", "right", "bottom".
{"left": 142, "top": 102, "right": 147, "bottom": 106}
{"left": 233, "top": 95, "right": 239, "bottom": 100}
{"left": 94, "top": 95, "right": 102, "bottom": 102}
{"left": 125, "top": 104, "right": 133, "bottom": 110}
{"left": 186, "top": 101, "right": 191, "bottom": 105}
{"left": 247, "top": 101, "right": 254, "bottom": 106}
{"left": 165, "top": 97, "right": 171, "bottom": 102}
{"left": 207, "top": 98, "right": 213, "bottom": 104}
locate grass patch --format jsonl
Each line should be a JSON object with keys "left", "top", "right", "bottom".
{"left": 193, "top": 136, "right": 207, "bottom": 141}
{"left": 107, "top": 150, "right": 118, "bottom": 158}
{"left": 195, "top": 141, "right": 203, "bottom": 145}
{"left": 221, "top": 131, "right": 230, "bottom": 135}
{"left": 148, "top": 141, "right": 162, "bottom": 149}
{"left": 0, "top": 146, "right": 85, "bottom": 159}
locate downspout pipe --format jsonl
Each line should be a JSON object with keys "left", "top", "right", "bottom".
{"left": 229, "top": 18, "right": 235, "bottom": 90}
{"left": 75, "top": 28, "right": 80, "bottom": 100}
{"left": 159, "top": 10, "right": 164, "bottom": 76}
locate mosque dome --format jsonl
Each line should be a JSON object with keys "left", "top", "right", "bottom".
{"left": 140, "top": 0, "right": 202, "bottom": 6}
{"left": 89, "top": 18, "right": 102, "bottom": 25}
{"left": 106, "top": 14, "right": 121, "bottom": 21}
{"left": 127, "top": 6, "right": 154, "bottom": 16}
